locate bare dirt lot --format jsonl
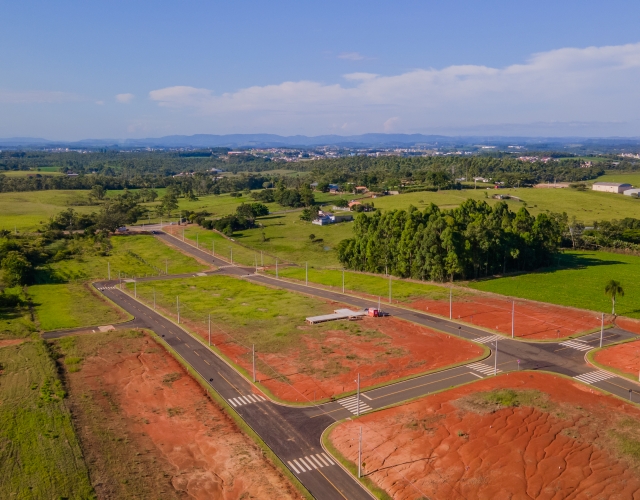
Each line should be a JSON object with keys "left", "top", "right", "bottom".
{"left": 594, "top": 340, "right": 640, "bottom": 379}
{"left": 184, "top": 315, "right": 485, "bottom": 403}
{"left": 57, "top": 330, "right": 298, "bottom": 500}
{"left": 329, "top": 372, "right": 640, "bottom": 500}
{"left": 408, "top": 297, "right": 605, "bottom": 340}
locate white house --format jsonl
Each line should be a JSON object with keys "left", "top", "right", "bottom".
{"left": 592, "top": 182, "right": 632, "bottom": 194}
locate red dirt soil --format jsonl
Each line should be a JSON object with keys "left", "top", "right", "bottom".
{"left": 330, "top": 372, "right": 640, "bottom": 500}
{"left": 594, "top": 340, "right": 640, "bottom": 380}
{"left": 617, "top": 317, "right": 640, "bottom": 335}
{"left": 182, "top": 315, "right": 485, "bottom": 403}
{"left": 408, "top": 296, "right": 606, "bottom": 340}
{"left": 0, "top": 339, "right": 24, "bottom": 348}
{"left": 75, "top": 331, "right": 297, "bottom": 500}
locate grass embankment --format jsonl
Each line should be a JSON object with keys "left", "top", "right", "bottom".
{"left": 48, "top": 234, "right": 207, "bottom": 282}
{"left": 468, "top": 250, "right": 640, "bottom": 318}
{"left": 29, "top": 283, "right": 127, "bottom": 331}
{"left": 266, "top": 266, "right": 458, "bottom": 302}
{"left": 0, "top": 340, "right": 94, "bottom": 499}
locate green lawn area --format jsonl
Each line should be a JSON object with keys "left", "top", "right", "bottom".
{"left": 370, "top": 188, "right": 640, "bottom": 224}
{"left": 467, "top": 250, "right": 640, "bottom": 318}
{"left": 594, "top": 172, "right": 640, "bottom": 187}
{"left": 0, "top": 288, "right": 38, "bottom": 339}
{"left": 129, "top": 275, "right": 340, "bottom": 354}
{"left": 0, "top": 170, "right": 63, "bottom": 177}
{"left": 0, "top": 190, "right": 95, "bottom": 232}
{"left": 0, "top": 340, "right": 94, "bottom": 499}
{"left": 28, "top": 283, "right": 127, "bottom": 331}
{"left": 48, "top": 234, "right": 207, "bottom": 281}
{"left": 267, "top": 267, "right": 458, "bottom": 302}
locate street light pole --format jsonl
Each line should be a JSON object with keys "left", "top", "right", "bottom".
{"left": 342, "top": 270, "right": 345, "bottom": 294}
{"left": 153, "top": 288, "right": 156, "bottom": 310}
{"left": 177, "top": 296, "right": 180, "bottom": 324}
{"left": 494, "top": 339, "right": 498, "bottom": 375}
{"left": 276, "top": 259, "right": 278, "bottom": 278}
{"left": 388, "top": 276, "right": 392, "bottom": 304}
{"left": 600, "top": 313, "right": 604, "bottom": 348}
{"left": 165, "top": 259, "right": 168, "bottom": 275}
{"left": 134, "top": 280, "right": 137, "bottom": 298}
{"left": 208, "top": 313, "right": 211, "bottom": 346}
{"left": 358, "top": 426, "right": 362, "bottom": 479}
{"left": 230, "top": 248, "right": 233, "bottom": 265}
{"left": 356, "top": 373, "right": 360, "bottom": 416}
{"left": 108, "top": 261, "right": 111, "bottom": 280}
{"left": 306, "top": 262, "right": 308, "bottom": 286}
{"left": 449, "top": 288, "right": 452, "bottom": 320}
{"left": 252, "top": 344, "right": 256, "bottom": 383}
{"left": 511, "top": 301, "right": 515, "bottom": 338}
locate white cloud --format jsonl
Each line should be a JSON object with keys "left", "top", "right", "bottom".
{"left": 148, "top": 42, "right": 640, "bottom": 135}
{"left": 95, "top": 100, "right": 105, "bottom": 105}
{"left": 0, "top": 89, "right": 82, "bottom": 104}
{"left": 338, "top": 51, "right": 365, "bottom": 61}
{"left": 115, "top": 93, "right": 135, "bottom": 103}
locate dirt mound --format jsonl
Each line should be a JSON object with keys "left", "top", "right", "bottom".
{"left": 594, "top": 340, "right": 640, "bottom": 379}
{"left": 329, "top": 372, "right": 640, "bottom": 499}
{"left": 63, "top": 330, "right": 297, "bottom": 500}
{"left": 185, "top": 315, "right": 484, "bottom": 402}
{"left": 408, "top": 297, "right": 605, "bottom": 340}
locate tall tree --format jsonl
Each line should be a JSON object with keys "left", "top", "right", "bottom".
{"left": 604, "top": 279, "right": 624, "bottom": 315}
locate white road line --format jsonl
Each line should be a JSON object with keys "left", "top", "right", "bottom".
{"left": 288, "top": 454, "right": 335, "bottom": 473}
{"left": 315, "top": 454, "right": 330, "bottom": 466}
{"left": 294, "top": 458, "right": 310, "bottom": 472}
{"left": 301, "top": 457, "right": 317, "bottom": 469}
{"left": 574, "top": 370, "right": 615, "bottom": 385}
{"left": 473, "top": 335, "right": 501, "bottom": 344}
{"left": 362, "top": 393, "right": 372, "bottom": 400}
{"left": 560, "top": 340, "right": 592, "bottom": 352}
{"left": 469, "top": 372, "right": 484, "bottom": 379}
{"left": 309, "top": 455, "right": 324, "bottom": 468}
{"left": 228, "top": 399, "right": 238, "bottom": 407}
{"left": 321, "top": 453, "right": 334, "bottom": 465}
{"left": 288, "top": 461, "right": 300, "bottom": 474}
{"left": 466, "top": 362, "right": 502, "bottom": 375}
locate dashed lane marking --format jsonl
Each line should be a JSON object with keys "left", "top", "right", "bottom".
{"left": 337, "top": 395, "right": 372, "bottom": 414}
{"left": 574, "top": 370, "right": 616, "bottom": 385}
{"left": 466, "top": 362, "right": 502, "bottom": 375}
{"left": 288, "top": 453, "right": 335, "bottom": 474}
{"left": 228, "top": 394, "right": 267, "bottom": 407}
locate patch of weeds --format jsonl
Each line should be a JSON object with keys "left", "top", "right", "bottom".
{"left": 39, "top": 377, "right": 66, "bottom": 403}
{"left": 167, "top": 407, "right": 183, "bottom": 418}
{"left": 562, "top": 428, "right": 580, "bottom": 440}
{"left": 457, "top": 430, "right": 468, "bottom": 438}
{"left": 460, "top": 389, "right": 551, "bottom": 414}
{"left": 120, "top": 329, "right": 144, "bottom": 339}
{"left": 345, "top": 354, "right": 357, "bottom": 360}
{"left": 162, "top": 372, "right": 182, "bottom": 387}
{"left": 611, "top": 430, "right": 640, "bottom": 462}
{"left": 372, "top": 369, "right": 389, "bottom": 378}
{"left": 64, "top": 356, "right": 82, "bottom": 365}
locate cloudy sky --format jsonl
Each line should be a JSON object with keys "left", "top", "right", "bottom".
{"left": 2, "top": 0, "right": 640, "bottom": 139}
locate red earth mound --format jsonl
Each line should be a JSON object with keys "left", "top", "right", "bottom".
{"left": 73, "top": 331, "right": 297, "bottom": 500}
{"left": 0, "top": 339, "right": 24, "bottom": 348}
{"left": 329, "top": 372, "right": 640, "bottom": 500}
{"left": 408, "top": 296, "right": 606, "bottom": 340}
{"left": 183, "top": 315, "right": 485, "bottom": 403}
{"left": 616, "top": 317, "right": 640, "bottom": 335}
{"left": 594, "top": 340, "right": 640, "bottom": 380}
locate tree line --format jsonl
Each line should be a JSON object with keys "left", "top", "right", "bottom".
{"left": 337, "top": 199, "right": 566, "bottom": 282}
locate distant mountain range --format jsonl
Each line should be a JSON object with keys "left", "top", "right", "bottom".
{"left": 2, "top": 133, "right": 640, "bottom": 149}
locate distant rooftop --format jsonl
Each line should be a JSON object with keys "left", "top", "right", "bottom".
{"left": 593, "top": 182, "right": 632, "bottom": 187}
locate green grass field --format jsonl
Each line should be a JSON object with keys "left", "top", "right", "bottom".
{"left": 129, "top": 274, "right": 341, "bottom": 354}
{"left": 0, "top": 170, "right": 63, "bottom": 177}
{"left": 48, "top": 234, "right": 207, "bottom": 282}
{"left": 0, "top": 190, "right": 95, "bottom": 232}
{"left": 468, "top": 250, "right": 640, "bottom": 318}
{"left": 594, "top": 172, "right": 640, "bottom": 187}
{"left": 0, "top": 340, "right": 94, "bottom": 499}
{"left": 28, "top": 283, "right": 127, "bottom": 331}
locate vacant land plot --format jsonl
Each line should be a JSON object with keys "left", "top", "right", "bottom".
{"left": 267, "top": 268, "right": 605, "bottom": 339}
{"left": 595, "top": 172, "right": 640, "bottom": 186}
{"left": 0, "top": 340, "right": 94, "bottom": 499}
{"left": 0, "top": 287, "right": 38, "bottom": 339}
{"left": 591, "top": 340, "right": 640, "bottom": 381}
{"left": 129, "top": 275, "right": 485, "bottom": 402}
{"left": 48, "top": 234, "right": 207, "bottom": 282}
{"left": 28, "top": 283, "right": 127, "bottom": 331}
{"left": 469, "top": 251, "right": 640, "bottom": 319}
{"left": 370, "top": 187, "right": 640, "bottom": 223}
{"left": 328, "top": 372, "right": 640, "bottom": 500}
{"left": 54, "top": 329, "right": 298, "bottom": 499}
{"left": 0, "top": 190, "right": 95, "bottom": 232}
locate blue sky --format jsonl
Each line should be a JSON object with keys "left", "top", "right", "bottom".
{"left": 2, "top": 0, "right": 640, "bottom": 139}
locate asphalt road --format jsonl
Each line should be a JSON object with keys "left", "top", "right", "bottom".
{"left": 64, "top": 228, "right": 640, "bottom": 499}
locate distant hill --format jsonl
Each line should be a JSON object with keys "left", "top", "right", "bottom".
{"left": 2, "top": 133, "right": 640, "bottom": 150}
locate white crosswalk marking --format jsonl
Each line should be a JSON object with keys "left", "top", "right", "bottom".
{"left": 97, "top": 286, "right": 118, "bottom": 290}
{"left": 288, "top": 453, "right": 335, "bottom": 474}
{"left": 574, "top": 370, "right": 615, "bottom": 385}
{"left": 228, "top": 394, "right": 266, "bottom": 407}
{"left": 338, "top": 395, "right": 372, "bottom": 414}
{"left": 560, "top": 340, "right": 593, "bottom": 352}
{"left": 473, "top": 335, "right": 501, "bottom": 344}
{"left": 466, "top": 362, "right": 502, "bottom": 375}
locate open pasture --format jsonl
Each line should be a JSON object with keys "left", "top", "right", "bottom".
{"left": 128, "top": 275, "right": 485, "bottom": 402}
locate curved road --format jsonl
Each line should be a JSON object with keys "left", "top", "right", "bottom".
{"left": 69, "top": 229, "right": 640, "bottom": 499}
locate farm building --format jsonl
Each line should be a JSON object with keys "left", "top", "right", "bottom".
{"left": 624, "top": 188, "right": 640, "bottom": 197}
{"left": 592, "top": 182, "right": 632, "bottom": 193}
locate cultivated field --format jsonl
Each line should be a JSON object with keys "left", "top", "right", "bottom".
{"left": 327, "top": 372, "right": 640, "bottom": 500}
{"left": 0, "top": 340, "right": 94, "bottom": 499}
{"left": 265, "top": 267, "right": 607, "bottom": 340}
{"left": 469, "top": 251, "right": 640, "bottom": 319}
{"left": 54, "top": 329, "right": 299, "bottom": 499}
{"left": 128, "top": 275, "right": 486, "bottom": 402}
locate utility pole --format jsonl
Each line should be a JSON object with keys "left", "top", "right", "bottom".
{"left": 388, "top": 276, "right": 392, "bottom": 304}
{"left": 208, "top": 314, "right": 211, "bottom": 346}
{"left": 177, "top": 296, "right": 180, "bottom": 324}
{"left": 261, "top": 251, "right": 263, "bottom": 267}
{"left": 494, "top": 339, "right": 498, "bottom": 375}
{"left": 449, "top": 288, "right": 452, "bottom": 320}
{"left": 276, "top": 259, "right": 278, "bottom": 278}
{"left": 306, "top": 262, "right": 308, "bottom": 286}
{"left": 255, "top": 254, "right": 257, "bottom": 273}
{"left": 108, "top": 261, "right": 111, "bottom": 280}
{"left": 230, "top": 248, "right": 233, "bottom": 265}
{"left": 182, "top": 228, "right": 185, "bottom": 241}
{"left": 358, "top": 426, "right": 362, "bottom": 479}
{"left": 342, "top": 270, "right": 345, "bottom": 294}
{"left": 511, "top": 301, "right": 515, "bottom": 338}
{"left": 600, "top": 313, "right": 604, "bottom": 348}
{"left": 165, "top": 259, "right": 168, "bottom": 275}
{"left": 153, "top": 288, "right": 156, "bottom": 310}
{"left": 119, "top": 271, "right": 122, "bottom": 290}
{"left": 134, "top": 280, "right": 137, "bottom": 298}
{"left": 212, "top": 240, "right": 215, "bottom": 257}
{"left": 196, "top": 233, "right": 199, "bottom": 248}
{"left": 252, "top": 344, "right": 256, "bottom": 383}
